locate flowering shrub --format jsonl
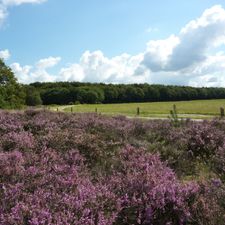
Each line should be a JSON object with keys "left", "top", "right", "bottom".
{"left": 189, "top": 179, "right": 225, "bottom": 224}
{"left": 0, "top": 148, "right": 120, "bottom": 225}
{"left": 186, "top": 121, "right": 224, "bottom": 160}
{"left": 213, "top": 143, "right": 225, "bottom": 181}
{"left": 158, "top": 120, "right": 225, "bottom": 177}
{"left": 109, "top": 145, "right": 200, "bottom": 225}
{"left": 0, "top": 110, "right": 224, "bottom": 224}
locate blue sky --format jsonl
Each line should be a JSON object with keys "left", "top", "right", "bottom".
{"left": 1, "top": 0, "right": 225, "bottom": 86}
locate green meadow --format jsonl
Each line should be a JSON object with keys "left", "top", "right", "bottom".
{"left": 50, "top": 99, "right": 225, "bottom": 119}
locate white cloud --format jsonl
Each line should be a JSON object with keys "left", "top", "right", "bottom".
{"left": 0, "top": 49, "right": 10, "bottom": 60}
{"left": 189, "top": 74, "right": 225, "bottom": 87}
{"left": 59, "top": 64, "right": 85, "bottom": 82}
{"left": 180, "top": 5, "right": 225, "bottom": 35}
{"left": 9, "top": 5, "right": 225, "bottom": 87}
{"left": 184, "top": 52, "right": 225, "bottom": 87}
{"left": 169, "top": 5, "right": 225, "bottom": 71}
{"left": 10, "top": 62, "right": 32, "bottom": 83}
{"left": 142, "top": 5, "right": 225, "bottom": 72}
{"left": 59, "top": 51, "right": 148, "bottom": 83}
{"left": 2, "top": 0, "right": 46, "bottom": 6}
{"left": 143, "top": 35, "right": 180, "bottom": 72}
{"left": 36, "top": 56, "right": 61, "bottom": 70}
{"left": 11, "top": 56, "right": 60, "bottom": 83}
{"left": 29, "top": 69, "right": 55, "bottom": 83}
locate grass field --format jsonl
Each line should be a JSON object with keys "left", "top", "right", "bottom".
{"left": 50, "top": 99, "right": 225, "bottom": 119}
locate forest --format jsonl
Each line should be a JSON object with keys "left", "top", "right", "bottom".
{"left": 30, "top": 81, "right": 225, "bottom": 106}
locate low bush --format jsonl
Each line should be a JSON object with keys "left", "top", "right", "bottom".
{"left": 0, "top": 110, "right": 224, "bottom": 224}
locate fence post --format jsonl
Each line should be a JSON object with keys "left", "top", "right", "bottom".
{"left": 57, "top": 108, "right": 59, "bottom": 112}
{"left": 220, "top": 107, "right": 224, "bottom": 118}
{"left": 137, "top": 107, "right": 140, "bottom": 116}
{"left": 71, "top": 107, "right": 73, "bottom": 113}
{"left": 95, "top": 108, "right": 98, "bottom": 113}
{"left": 173, "top": 104, "right": 177, "bottom": 112}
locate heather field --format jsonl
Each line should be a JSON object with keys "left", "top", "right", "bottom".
{"left": 0, "top": 110, "right": 225, "bottom": 224}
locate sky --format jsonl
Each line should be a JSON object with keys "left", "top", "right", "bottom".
{"left": 1, "top": 0, "right": 225, "bottom": 86}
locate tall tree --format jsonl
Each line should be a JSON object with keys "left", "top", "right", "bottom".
{"left": 25, "top": 86, "right": 42, "bottom": 106}
{"left": 0, "top": 59, "right": 25, "bottom": 109}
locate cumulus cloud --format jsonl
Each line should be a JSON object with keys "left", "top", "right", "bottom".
{"left": 185, "top": 52, "right": 225, "bottom": 87}
{"left": 0, "top": 49, "right": 10, "bottom": 60}
{"left": 11, "top": 56, "right": 60, "bottom": 83}
{"left": 10, "top": 62, "right": 32, "bottom": 83}
{"left": 9, "top": 5, "right": 225, "bottom": 87}
{"left": 0, "top": 0, "right": 46, "bottom": 25}
{"left": 36, "top": 56, "right": 61, "bottom": 70}
{"left": 143, "top": 5, "right": 225, "bottom": 72}
{"left": 169, "top": 5, "right": 225, "bottom": 71}
{"left": 59, "top": 51, "right": 148, "bottom": 84}
{"left": 143, "top": 35, "right": 180, "bottom": 72}
{"left": 59, "top": 64, "right": 85, "bottom": 82}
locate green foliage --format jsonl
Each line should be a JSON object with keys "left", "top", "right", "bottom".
{"left": 25, "top": 86, "right": 42, "bottom": 106}
{"left": 29, "top": 81, "right": 225, "bottom": 106}
{"left": 40, "top": 86, "right": 105, "bottom": 105}
{"left": 143, "top": 86, "right": 160, "bottom": 101}
{"left": 76, "top": 87, "right": 102, "bottom": 104}
{"left": 169, "top": 104, "right": 178, "bottom": 121}
{"left": 78, "top": 89, "right": 99, "bottom": 103}
{"left": 168, "top": 104, "right": 184, "bottom": 127}
{"left": 41, "top": 88, "right": 71, "bottom": 105}
{"left": 0, "top": 59, "right": 25, "bottom": 109}
{"left": 104, "top": 86, "right": 119, "bottom": 103}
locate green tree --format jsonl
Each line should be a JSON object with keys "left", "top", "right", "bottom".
{"left": 41, "top": 88, "right": 71, "bottom": 105}
{"left": 84, "top": 90, "right": 99, "bottom": 103}
{"left": 0, "top": 59, "right": 25, "bottom": 109}
{"left": 144, "top": 86, "right": 160, "bottom": 101}
{"left": 25, "top": 86, "right": 42, "bottom": 106}
{"left": 104, "top": 86, "right": 119, "bottom": 103}
{"left": 76, "top": 88, "right": 99, "bottom": 104}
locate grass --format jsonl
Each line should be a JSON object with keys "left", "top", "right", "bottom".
{"left": 50, "top": 99, "right": 225, "bottom": 119}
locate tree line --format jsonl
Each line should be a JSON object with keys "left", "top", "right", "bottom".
{"left": 1, "top": 58, "right": 225, "bottom": 108}
{"left": 30, "top": 82, "right": 225, "bottom": 105}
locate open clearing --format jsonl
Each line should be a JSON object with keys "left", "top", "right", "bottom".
{"left": 50, "top": 99, "right": 225, "bottom": 119}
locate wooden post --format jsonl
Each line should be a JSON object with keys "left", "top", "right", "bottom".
{"left": 57, "top": 108, "right": 59, "bottom": 112}
{"left": 137, "top": 107, "right": 140, "bottom": 116}
{"left": 95, "top": 108, "right": 98, "bottom": 113}
{"left": 71, "top": 107, "right": 73, "bottom": 113}
{"left": 173, "top": 104, "right": 177, "bottom": 112}
{"left": 220, "top": 107, "right": 224, "bottom": 118}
